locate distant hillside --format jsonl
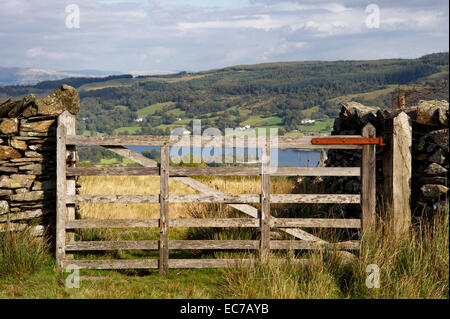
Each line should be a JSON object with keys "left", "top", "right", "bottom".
{"left": 0, "top": 67, "right": 85, "bottom": 86}
{"left": 0, "top": 53, "right": 448, "bottom": 136}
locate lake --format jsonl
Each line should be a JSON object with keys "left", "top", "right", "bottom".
{"left": 127, "top": 146, "right": 322, "bottom": 167}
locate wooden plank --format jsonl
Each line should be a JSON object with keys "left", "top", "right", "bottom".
{"left": 383, "top": 112, "right": 412, "bottom": 235}
{"left": 67, "top": 194, "right": 358, "bottom": 205}
{"left": 64, "top": 259, "right": 158, "bottom": 269}
{"left": 169, "top": 259, "right": 253, "bottom": 268}
{"left": 66, "top": 219, "right": 159, "bottom": 229}
{"left": 66, "top": 135, "right": 363, "bottom": 149}
{"left": 67, "top": 166, "right": 265, "bottom": 177}
{"left": 260, "top": 140, "right": 270, "bottom": 258}
{"left": 64, "top": 258, "right": 310, "bottom": 269}
{"left": 68, "top": 194, "right": 278, "bottom": 204}
{"left": 65, "top": 218, "right": 259, "bottom": 229}
{"left": 168, "top": 258, "right": 310, "bottom": 268}
{"left": 271, "top": 167, "right": 360, "bottom": 176}
{"left": 169, "top": 194, "right": 260, "bottom": 203}
{"left": 66, "top": 194, "right": 159, "bottom": 204}
{"left": 66, "top": 240, "right": 159, "bottom": 251}
{"left": 170, "top": 218, "right": 259, "bottom": 228}
{"left": 271, "top": 218, "right": 361, "bottom": 228}
{"left": 278, "top": 136, "right": 363, "bottom": 149}
{"left": 169, "top": 240, "right": 259, "bottom": 250}
{"left": 104, "top": 146, "right": 158, "bottom": 167}
{"left": 58, "top": 112, "right": 77, "bottom": 260}
{"left": 270, "top": 194, "right": 361, "bottom": 204}
{"left": 66, "top": 167, "right": 159, "bottom": 176}
{"left": 66, "top": 135, "right": 171, "bottom": 146}
{"left": 361, "top": 123, "right": 377, "bottom": 233}
{"left": 66, "top": 240, "right": 260, "bottom": 251}
{"left": 270, "top": 240, "right": 360, "bottom": 250}
{"left": 170, "top": 166, "right": 260, "bottom": 176}
{"left": 160, "top": 144, "right": 169, "bottom": 276}
{"left": 56, "top": 116, "right": 67, "bottom": 273}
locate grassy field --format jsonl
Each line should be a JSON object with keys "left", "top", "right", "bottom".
{"left": 297, "top": 118, "right": 334, "bottom": 134}
{"left": 136, "top": 102, "right": 176, "bottom": 118}
{"left": 0, "top": 176, "right": 448, "bottom": 299}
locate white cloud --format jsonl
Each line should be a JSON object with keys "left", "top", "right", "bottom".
{"left": 0, "top": 0, "right": 447, "bottom": 71}
{"left": 26, "top": 47, "right": 43, "bottom": 57}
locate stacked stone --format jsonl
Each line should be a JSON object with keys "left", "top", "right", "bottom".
{"left": 307, "top": 100, "right": 448, "bottom": 217}
{"left": 325, "top": 102, "right": 381, "bottom": 197}
{"left": 0, "top": 85, "right": 79, "bottom": 235}
{"left": 404, "top": 100, "right": 448, "bottom": 213}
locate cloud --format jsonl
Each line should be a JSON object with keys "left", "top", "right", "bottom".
{"left": 0, "top": 0, "right": 447, "bottom": 72}
{"left": 26, "top": 47, "right": 43, "bottom": 57}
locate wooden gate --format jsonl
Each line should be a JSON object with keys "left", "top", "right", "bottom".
{"left": 55, "top": 112, "right": 377, "bottom": 275}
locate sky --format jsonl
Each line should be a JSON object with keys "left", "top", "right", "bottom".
{"left": 0, "top": 0, "right": 448, "bottom": 74}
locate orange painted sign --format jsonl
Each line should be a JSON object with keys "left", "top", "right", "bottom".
{"left": 311, "top": 137, "right": 386, "bottom": 146}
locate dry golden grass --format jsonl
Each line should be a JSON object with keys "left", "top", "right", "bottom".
{"left": 196, "top": 176, "right": 294, "bottom": 194}
{"left": 78, "top": 176, "right": 197, "bottom": 219}
{"left": 77, "top": 176, "right": 295, "bottom": 220}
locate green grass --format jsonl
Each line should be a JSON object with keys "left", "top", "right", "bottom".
{"left": 298, "top": 106, "right": 320, "bottom": 118}
{"left": 136, "top": 102, "right": 176, "bottom": 118}
{"left": 0, "top": 265, "right": 224, "bottom": 298}
{"left": 1, "top": 187, "right": 447, "bottom": 299}
{"left": 222, "top": 205, "right": 449, "bottom": 299}
{"left": 81, "top": 131, "right": 106, "bottom": 136}
{"left": 297, "top": 118, "right": 334, "bottom": 134}
{"left": 113, "top": 126, "right": 141, "bottom": 134}
{"left": 328, "top": 85, "right": 397, "bottom": 104}
{"left": 1, "top": 205, "right": 447, "bottom": 298}
{"left": 284, "top": 131, "right": 304, "bottom": 136}
{"left": 240, "top": 115, "right": 270, "bottom": 126}
{"left": 0, "top": 226, "right": 50, "bottom": 279}
{"left": 166, "top": 108, "right": 185, "bottom": 117}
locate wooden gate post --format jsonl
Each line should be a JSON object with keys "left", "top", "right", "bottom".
{"left": 58, "top": 111, "right": 77, "bottom": 260}
{"left": 382, "top": 111, "right": 412, "bottom": 235}
{"left": 260, "top": 137, "right": 270, "bottom": 259}
{"left": 160, "top": 144, "right": 170, "bottom": 275}
{"left": 361, "top": 123, "right": 376, "bottom": 233}
{"left": 56, "top": 116, "right": 67, "bottom": 272}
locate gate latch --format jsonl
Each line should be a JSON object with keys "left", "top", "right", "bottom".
{"left": 311, "top": 137, "right": 386, "bottom": 146}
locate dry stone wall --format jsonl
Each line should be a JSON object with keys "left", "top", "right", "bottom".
{"left": 304, "top": 100, "right": 448, "bottom": 217}
{"left": 0, "top": 85, "right": 79, "bottom": 236}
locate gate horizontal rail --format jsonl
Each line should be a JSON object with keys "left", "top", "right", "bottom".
{"left": 66, "top": 135, "right": 364, "bottom": 149}
{"left": 65, "top": 240, "right": 360, "bottom": 251}
{"left": 66, "top": 166, "right": 361, "bottom": 177}
{"left": 66, "top": 194, "right": 360, "bottom": 204}
{"left": 65, "top": 218, "right": 361, "bottom": 229}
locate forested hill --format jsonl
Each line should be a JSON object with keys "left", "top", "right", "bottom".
{"left": 0, "top": 52, "right": 448, "bottom": 136}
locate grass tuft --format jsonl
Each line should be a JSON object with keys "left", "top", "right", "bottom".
{"left": 0, "top": 225, "right": 50, "bottom": 279}
{"left": 221, "top": 203, "right": 449, "bottom": 299}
